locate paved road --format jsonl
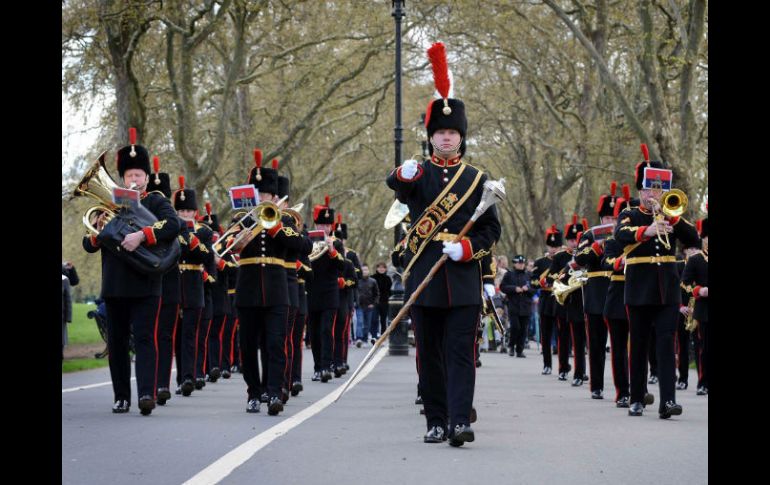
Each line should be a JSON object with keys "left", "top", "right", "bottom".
{"left": 62, "top": 344, "right": 707, "bottom": 485}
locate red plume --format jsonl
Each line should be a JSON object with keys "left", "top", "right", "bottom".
{"left": 129, "top": 127, "right": 137, "bottom": 145}
{"left": 640, "top": 143, "right": 649, "bottom": 162}
{"left": 325, "top": 195, "right": 330, "bottom": 207}
{"left": 622, "top": 183, "right": 630, "bottom": 201}
{"left": 551, "top": 224, "right": 557, "bottom": 233}
{"left": 337, "top": 214, "right": 342, "bottom": 224}
{"left": 596, "top": 196, "right": 606, "bottom": 214}
{"left": 178, "top": 176, "right": 185, "bottom": 189}
{"left": 313, "top": 205, "right": 323, "bottom": 222}
{"left": 705, "top": 202, "right": 708, "bottom": 212}
{"left": 427, "top": 42, "right": 451, "bottom": 99}
{"left": 576, "top": 231, "right": 583, "bottom": 242}
{"left": 582, "top": 218, "right": 588, "bottom": 230}
{"left": 153, "top": 156, "right": 160, "bottom": 173}
{"left": 254, "top": 149, "right": 262, "bottom": 168}
{"left": 610, "top": 181, "right": 617, "bottom": 196}
{"left": 272, "top": 158, "right": 279, "bottom": 170}
{"left": 696, "top": 219, "right": 702, "bottom": 233}
{"left": 205, "top": 202, "right": 212, "bottom": 216}
{"left": 572, "top": 214, "right": 578, "bottom": 225}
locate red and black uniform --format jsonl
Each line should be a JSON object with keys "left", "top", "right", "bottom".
{"left": 308, "top": 211, "right": 345, "bottom": 382}
{"left": 146, "top": 166, "right": 182, "bottom": 403}
{"left": 82, "top": 137, "right": 181, "bottom": 413}
{"left": 292, "top": 252, "right": 312, "bottom": 391}
{"left": 681, "top": 240, "right": 708, "bottom": 393}
{"left": 614, "top": 158, "right": 700, "bottom": 416}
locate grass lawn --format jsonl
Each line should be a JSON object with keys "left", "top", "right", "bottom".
{"left": 68, "top": 303, "right": 103, "bottom": 345}
{"left": 62, "top": 358, "right": 109, "bottom": 373}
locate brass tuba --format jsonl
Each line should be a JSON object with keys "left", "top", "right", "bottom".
{"left": 553, "top": 269, "right": 588, "bottom": 306}
{"left": 308, "top": 240, "right": 329, "bottom": 261}
{"left": 71, "top": 151, "right": 120, "bottom": 236}
{"left": 212, "top": 197, "right": 285, "bottom": 258}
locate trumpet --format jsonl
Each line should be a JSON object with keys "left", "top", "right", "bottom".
{"left": 553, "top": 269, "right": 588, "bottom": 306}
{"left": 213, "top": 196, "right": 286, "bottom": 258}
{"left": 650, "top": 188, "right": 688, "bottom": 250}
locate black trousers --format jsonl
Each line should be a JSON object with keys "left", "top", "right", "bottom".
{"left": 627, "top": 304, "right": 679, "bottom": 406}
{"left": 343, "top": 310, "right": 352, "bottom": 363}
{"left": 412, "top": 305, "right": 480, "bottom": 430}
{"left": 309, "top": 308, "right": 336, "bottom": 371}
{"left": 196, "top": 316, "right": 213, "bottom": 379}
{"left": 291, "top": 312, "right": 306, "bottom": 382}
{"left": 156, "top": 302, "right": 179, "bottom": 390}
{"left": 586, "top": 313, "right": 608, "bottom": 392}
{"left": 569, "top": 317, "right": 587, "bottom": 378}
{"left": 696, "top": 320, "right": 709, "bottom": 389}
{"left": 676, "top": 314, "right": 690, "bottom": 384}
{"left": 556, "top": 316, "right": 572, "bottom": 374}
{"left": 220, "top": 312, "right": 236, "bottom": 370}
{"left": 606, "top": 317, "right": 630, "bottom": 400}
{"left": 508, "top": 314, "right": 529, "bottom": 354}
{"left": 283, "top": 306, "right": 299, "bottom": 388}
{"left": 648, "top": 325, "right": 658, "bottom": 377}
{"left": 238, "top": 305, "right": 288, "bottom": 399}
{"left": 334, "top": 305, "right": 349, "bottom": 366}
{"left": 208, "top": 314, "right": 226, "bottom": 372}
{"left": 377, "top": 302, "right": 389, "bottom": 336}
{"left": 105, "top": 296, "right": 161, "bottom": 402}
{"left": 539, "top": 313, "right": 555, "bottom": 368}
{"left": 175, "top": 307, "right": 202, "bottom": 384}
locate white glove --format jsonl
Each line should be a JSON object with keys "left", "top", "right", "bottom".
{"left": 399, "top": 159, "right": 419, "bottom": 179}
{"left": 442, "top": 241, "right": 464, "bottom": 261}
{"left": 484, "top": 284, "right": 496, "bottom": 299}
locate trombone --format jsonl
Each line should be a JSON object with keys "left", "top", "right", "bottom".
{"left": 213, "top": 196, "right": 287, "bottom": 258}
{"left": 650, "top": 188, "right": 688, "bottom": 250}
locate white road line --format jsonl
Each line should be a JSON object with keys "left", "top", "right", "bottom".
{"left": 62, "top": 368, "right": 176, "bottom": 393}
{"left": 182, "top": 347, "right": 389, "bottom": 485}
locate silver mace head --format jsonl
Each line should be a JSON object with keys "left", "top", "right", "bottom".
{"left": 472, "top": 178, "right": 506, "bottom": 221}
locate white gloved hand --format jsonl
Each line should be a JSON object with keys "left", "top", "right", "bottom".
{"left": 442, "top": 241, "right": 464, "bottom": 261}
{"left": 484, "top": 284, "right": 496, "bottom": 299}
{"left": 399, "top": 159, "right": 419, "bottom": 179}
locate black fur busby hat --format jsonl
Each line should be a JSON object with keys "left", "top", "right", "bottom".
{"left": 313, "top": 195, "right": 335, "bottom": 225}
{"left": 146, "top": 156, "right": 172, "bottom": 198}
{"left": 247, "top": 149, "right": 279, "bottom": 196}
{"left": 634, "top": 143, "right": 666, "bottom": 190}
{"left": 116, "top": 127, "right": 151, "bottom": 178}
{"left": 564, "top": 214, "right": 587, "bottom": 241}
{"left": 545, "top": 225, "right": 563, "bottom": 248}
{"left": 172, "top": 175, "right": 198, "bottom": 211}
{"left": 277, "top": 175, "right": 290, "bottom": 199}
{"left": 424, "top": 43, "right": 467, "bottom": 157}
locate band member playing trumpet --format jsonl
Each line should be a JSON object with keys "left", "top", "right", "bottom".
{"left": 615, "top": 144, "right": 700, "bottom": 418}
{"left": 82, "top": 128, "right": 180, "bottom": 416}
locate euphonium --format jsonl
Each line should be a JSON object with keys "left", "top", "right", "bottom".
{"left": 71, "top": 151, "right": 120, "bottom": 236}
{"left": 308, "top": 240, "right": 329, "bottom": 261}
{"left": 281, "top": 203, "right": 304, "bottom": 228}
{"left": 553, "top": 269, "right": 588, "bottom": 306}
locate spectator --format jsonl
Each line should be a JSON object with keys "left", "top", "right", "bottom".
{"left": 62, "top": 274, "right": 73, "bottom": 360}
{"left": 499, "top": 254, "right": 534, "bottom": 357}
{"left": 371, "top": 262, "right": 392, "bottom": 337}
{"left": 356, "top": 265, "right": 380, "bottom": 345}
{"left": 62, "top": 260, "right": 80, "bottom": 286}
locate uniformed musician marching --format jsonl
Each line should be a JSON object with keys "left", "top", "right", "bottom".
{"left": 682, "top": 215, "right": 708, "bottom": 395}
{"left": 533, "top": 226, "right": 563, "bottom": 376}
{"left": 387, "top": 42, "right": 501, "bottom": 447}
{"left": 615, "top": 144, "right": 700, "bottom": 418}
{"left": 83, "top": 128, "right": 181, "bottom": 415}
